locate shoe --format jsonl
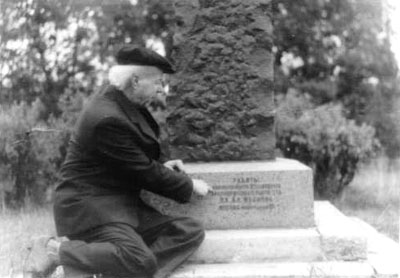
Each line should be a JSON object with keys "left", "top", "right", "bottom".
{"left": 23, "top": 236, "right": 59, "bottom": 278}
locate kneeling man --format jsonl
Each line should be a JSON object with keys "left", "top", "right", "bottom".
{"left": 24, "top": 45, "right": 212, "bottom": 278}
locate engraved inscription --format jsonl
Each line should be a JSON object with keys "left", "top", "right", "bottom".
{"left": 214, "top": 177, "right": 282, "bottom": 211}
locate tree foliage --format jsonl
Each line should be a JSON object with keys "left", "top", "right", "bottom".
{"left": 273, "top": 0, "right": 399, "bottom": 198}
{"left": 0, "top": 0, "right": 173, "bottom": 207}
{"left": 0, "top": 0, "right": 173, "bottom": 117}
{"left": 273, "top": 0, "right": 399, "bottom": 157}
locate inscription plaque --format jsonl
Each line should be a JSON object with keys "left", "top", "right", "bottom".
{"left": 141, "top": 158, "right": 315, "bottom": 229}
{"left": 213, "top": 179, "right": 282, "bottom": 211}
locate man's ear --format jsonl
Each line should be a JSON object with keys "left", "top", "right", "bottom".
{"left": 131, "top": 75, "right": 139, "bottom": 89}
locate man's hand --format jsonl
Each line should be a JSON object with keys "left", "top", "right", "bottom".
{"left": 164, "top": 159, "right": 186, "bottom": 173}
{"left": 192, "top": 179, "right": 213, "bottom": 196}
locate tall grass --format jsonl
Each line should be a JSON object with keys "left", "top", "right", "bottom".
{"left": 334, "top": 156, "right": 399, "bottom": 241}
{"left": 0, "top": 206, "right": 55, "bottom": 277}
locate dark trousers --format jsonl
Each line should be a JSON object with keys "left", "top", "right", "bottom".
{"left": 59, "top": 211, "right": 205, "bottom": 278}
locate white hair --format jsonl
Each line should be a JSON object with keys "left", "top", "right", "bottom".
{"left": 108, "top": 65, "right": 138, "bottom": 90}
{"left": 108, "top": 65, "right": 164, "bottom": 90}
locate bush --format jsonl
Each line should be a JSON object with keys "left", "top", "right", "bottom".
{"left": 276, "top": 90, "right": 380, "bottom": 199}
{"left": 0, "top": 100, "right": 72, "bottom": 208}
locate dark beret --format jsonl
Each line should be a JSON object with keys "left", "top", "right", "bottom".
{"left": 115, "top": 45, "right": 176, "bottom": 74}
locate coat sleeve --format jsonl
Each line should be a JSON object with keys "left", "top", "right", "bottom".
{"left": 93, "top": 118, "right": 193, "bottom": 203}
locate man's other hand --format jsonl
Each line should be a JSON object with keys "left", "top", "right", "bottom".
{"left": 164, "top": 159, "right": 186, "bottom": 173}
{"left": 192, "top": 179, "right": 213, "bottom": 196}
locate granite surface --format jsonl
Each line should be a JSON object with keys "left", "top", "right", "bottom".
{"left": 141, "top": 158, "right": 315, "bottom": 229}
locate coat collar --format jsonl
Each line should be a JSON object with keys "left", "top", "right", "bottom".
{"left": 103, "top": 85, "right": 160, "bottom": 142}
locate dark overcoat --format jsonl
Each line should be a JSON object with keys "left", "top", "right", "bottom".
{"left": 54, "top": 85, "right": 193, "bottom": 236}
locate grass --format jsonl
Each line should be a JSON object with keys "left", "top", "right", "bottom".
{"left": 0, "top": 157, "right": 398, "bottom": 276}
{"left": 0, "top": 206, "right": 56, "bottom": 277}
{"left": 334, "top": 156, "right": 399, "bottom": 242}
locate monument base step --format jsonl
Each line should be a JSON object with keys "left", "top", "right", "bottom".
{"left": 171, "top": 262, "right": 376, "bottom": 278}
{"left": 189, "top": 228, "right": 323, "bottom": 263}
{"left": 188, "top": 202, "right": 369, "bottom": 264}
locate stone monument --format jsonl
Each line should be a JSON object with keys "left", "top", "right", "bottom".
{"left": 167, "top": 0, "right": 274, "bottom": 162}
{"left": 142, "top": 1, "right": 400, "bottom": 277}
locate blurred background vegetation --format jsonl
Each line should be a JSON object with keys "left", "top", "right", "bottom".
{"left": 0, "top": 0, "right": 399, "bottom": 208}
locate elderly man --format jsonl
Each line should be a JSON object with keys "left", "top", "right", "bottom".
{"left": 24, "top": 46, "right": 212, "bottom": 278}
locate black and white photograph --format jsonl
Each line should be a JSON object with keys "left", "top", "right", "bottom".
{"left": 0, "top": 0, "right": 399, "bottom": 277}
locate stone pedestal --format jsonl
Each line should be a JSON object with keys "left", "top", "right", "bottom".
{"left": 63, "top": 160, "right": 399, "bottom": 278}
{"left": 188, "top": 228, "right": 323, "bottom": 263}
{"left": 141, "top": 159, "right": 370, "bottom": 264}
{"left": 169, "top": 205, "right": 399, "bottom": 278}
{"left": 141, "top": 158, "right": 314, "bottom": 229}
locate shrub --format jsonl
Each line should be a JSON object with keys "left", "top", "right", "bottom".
{"left": 276, "top": 90, "right": 380, "bottom": 199}
{"left": 0, "top": 100, "right": 72, "bottom": 208}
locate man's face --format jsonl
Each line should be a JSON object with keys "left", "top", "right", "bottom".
{"left": 131, "top": 67, "right": 169, "bottom": 109}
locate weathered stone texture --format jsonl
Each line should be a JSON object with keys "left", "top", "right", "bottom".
{"left": 141, "top": 159, "right": 315, "bottom": 229}
{"left": 167, "top": 0, "right": 274, "bottom": 161}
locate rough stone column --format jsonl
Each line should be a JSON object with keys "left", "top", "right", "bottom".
{"left": 167, "top": 0, "right": 274, "bottom": 162}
